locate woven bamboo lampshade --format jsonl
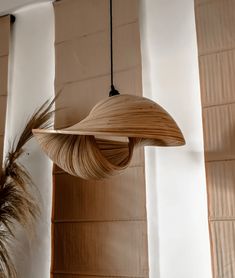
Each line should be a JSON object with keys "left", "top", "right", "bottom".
{"left": 33, "top": 94, "right": 185, "bottom": 179}
{"left": 33, "top": 0, "right": 185, "bottom": 179}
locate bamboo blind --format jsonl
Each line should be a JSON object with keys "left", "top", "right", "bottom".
{"left": 0, "top": 15, "right": 10, "bottom": 167}
{"left": 195, "top": 0, "right": 235, "bottom": 276}
{"left": 52, "top": 0, "right": 149, "bottom": 277}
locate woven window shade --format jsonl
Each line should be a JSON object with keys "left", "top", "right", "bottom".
{"left": 51, "top": 0, "right": 149, "bottom": 277}
{"left": 0, "top": 15, "right": 10, "bottom": 167}
{"left": 195, "top": 0, "right": 235, "bottom": 276}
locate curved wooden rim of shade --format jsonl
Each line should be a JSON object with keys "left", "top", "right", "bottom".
{"left": 32, "top": 94, "right": 185, "bottom": 179}
{"left": 33, "top": 94, "right": 185, "bottom": 147}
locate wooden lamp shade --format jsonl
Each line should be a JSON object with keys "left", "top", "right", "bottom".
{"left": 33, "top": 94, "right": 185, "bottom": 179}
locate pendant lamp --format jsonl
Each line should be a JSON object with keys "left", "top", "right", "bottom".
{"left": 33, "top": 0, "right": 185, "bottom": 180}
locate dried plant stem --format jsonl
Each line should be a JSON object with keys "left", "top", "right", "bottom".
{"left": 0, "top": 98, "right": 55, "bottom": 277}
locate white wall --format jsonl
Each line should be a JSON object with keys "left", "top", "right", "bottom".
{"left": 4, "top": 3, "right": 54, "bottom": 278}
{"left": 0, "top": 0, "right": 51, "bottom": 16}
{"left": 140, "top": 1, "right": 212, "bottom": 278}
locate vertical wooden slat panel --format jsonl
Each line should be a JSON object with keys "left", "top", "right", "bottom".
{"left": 54, "top": 67, "right": 142, "bottom": 128}
{"left": 200, "top": 50, "right": 235, "bottom": 107}
{"left": 53, "top": 167, "right": 146, "bottom": 221}
{"left": 0, "top": 135, "right": 4, "bottom": 165}
{"left": 0, "top": 15, "right": 10, "bottom": 167}
{"left": 54, "top": 0, "right": 138, "bottom": 44}
{"left": 203, "top": 104, "right": 235, "bottom": 161}
{"left": 0, "top": 16, "right": 10, "bottom": 56}
{"left": 0, "top": 56, "right": 9, "bottom": 96}
{"left": 55, "top": 22, "right": 140, "bottom": 86}
{"left": 54, "top": 222, "right": 148, "bottom": 276}
{"left": 0, "top": 96, "right": 7, "bottom": 135}
{"left": 195, "top": 0, "right": 235, "bottom": 277}
{"left": 196, "top": 0, "right": 235, "bottom": 55}
{"left": 52, "top": 1, "right": 148, "bottom": 277}
{"left": 210, "top": 221, "right": 235, "bottom": 278}
{"left": 206, "top": 161, "right": 235, "bottom": 219}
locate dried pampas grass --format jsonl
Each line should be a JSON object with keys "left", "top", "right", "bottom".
{"left": 0, "top": 98, "right": 54, "bottom": 277}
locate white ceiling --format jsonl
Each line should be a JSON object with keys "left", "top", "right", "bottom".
{"left": 0, "top": 0, "right": 52, "bottom": 15}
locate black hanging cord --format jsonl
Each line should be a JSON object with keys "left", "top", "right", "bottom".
{"left": 110, "top": 0, "right": 114, "bottom": 87}
{"left": 109, "top": 0, "right": 119, "bottom": 97}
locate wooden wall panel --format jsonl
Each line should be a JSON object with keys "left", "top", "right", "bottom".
{"left": 0, "top": 96, "right": 7, "bottom": 134}
{"left": 0, "top": 56, "right": 9, "bottom": 96}
{"left": 0, "top": 16, "right": 10, "bottom": 56}
{"left": 0, "top": 136, "right": 3, "bottom": 165}
{"left": 0, "top": 15, "right": 10, "bottom": 167}
{"left": 54, "top": 0, "right": 138, "bottom": 44}
{"left": 55, "top": 22, "right": 140, "bottom": 86}
{"left": 199, "top": 50, "right": 235, "bottom": 107}
{"left": 195, "top": 0, "right": 235, "bottom": 276}
{"left": 54, "top": 222, "right": 148, "bottom": 276}
{"left": 52, "top": 1, "right": 148, "bottom": 277}
{"left": 203, "top": 104, "right": 235, "bottom": 161}
{"left": 55, "top": 67, "right": 142, "bottom": 128}
{"left": 53, "top": 276, "right": 135, "bottom": 278}
{"left": 210, "top": 221, "right": 235, "bottom": 277}
{"left": 206, "top": 161, "right": 235, "bottom": 219}
{"left": 54, "top": 167, "right": 146, "bottom": 221}
{"left": 196, "top": 0, "right": 235, "bottom": 55}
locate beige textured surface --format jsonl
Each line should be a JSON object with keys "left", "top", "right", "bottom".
{"left": 55, "top": 22, "right": 140, "bottom": 85}
{"left": 0, "top": 135, "right": 3, "bottom": 165}
{"left": 195, "top": 0, "right": 235, "bottom": 276}
{"left": 54, "top": 0, "right": 138, "bottom": 44}
{"left": 0, "top": 16, "right": 10, "bottom": 167}
{"left": 0, "top": 16, "right": 10, "bottom": 57}
{"left": 200, "top": 50, "right": 235, "bottom": 107}
{"left": 0, "top": 96, "right": 7, "bottom": 136}
{"left": 53, "top": 274, "right": 147, "bottom": 278}
{"left": 203, "top": 104, "right": 235, "bottom": 162}
{"left": 54, "top": 222, "right": 148, "bottom": 276}
{"left": 0, "top": 56, "right": 8, "bottom": 96}
{"left": 53, "top": 167, "right": 146, "bottom": 221}
{"left": 210, "top": 221, "right": 235, "bottom": 277}
{"left": 52, "top": 0, "right": 149, "bottom": 276}
{"left": 206, "top": 161, "right": 235, "bottom": 219}
{"left": 55, "top": 68, "right": 142, "bottom": 128}
{"left": 196, "top": 0, "right": 235, "bottom": 55}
